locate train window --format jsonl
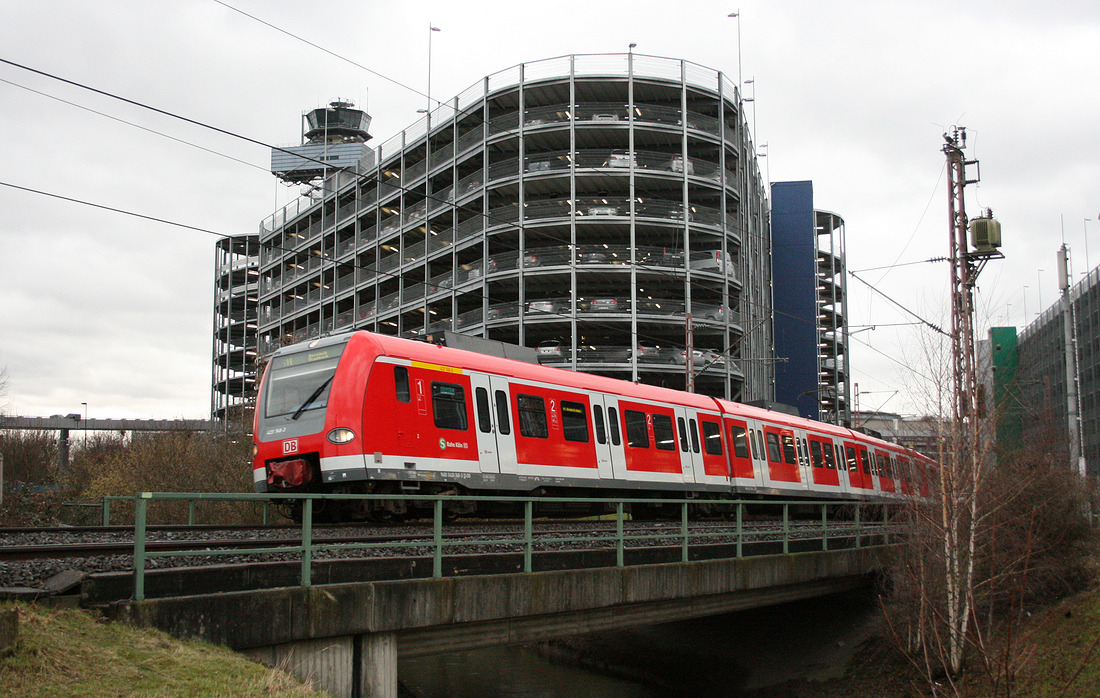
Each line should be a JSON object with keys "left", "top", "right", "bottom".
{"left": 765, "top": 432, "right": 782, "bottom": 462}
{"left": 475, "top": 387, "right": 492, "bottom": 433}
{"left": 797, "top": 439, "right": 807, "bottom": 468}
{"left": 677, "top": 417, "right": 689, "bottom": 452}
{"left": 822, "top": 442, "right": 836, "bottom": 469}
{"left": 730, "top": 425, "right": 750, "bottom": 459}
{"left": 561, "top": 401, "right": 590, "bottom": 443}
{"left": 395, "top": 366, "right": 411, "bottom": 403}
{"left": 653, "top": 414, "right": 676, "bottom": 451}
{"left": 517, "top": 394, "right": 549, "bottom": 439}
{"left": 702, "top": 421, "right": 723, "bottom": 456}
{"left": 689, "top": 419, "right": 701, "bottom": 453}
{"left": 494, "top": 390, "right": 511, "bottom": 435}
{"left": 608, "top": 407, "right": 621, "bottom": 446}
{"left": 754, "top": 430, "right": 764, "bottom": 460}
{"left": 431, "top": 382, "right": 468, "bottom": 431}
{"left": 845, "top": 446, "right": 858, "bottom": 472}
{"left": 810, "top": 440, "right": 824, "bottom": 468}
{"left": 781, "top": 434, "right": 798, "bottom": 465}
{"left": 594, "top": 406, "right": 607, "bottom": 444}
{"left": 624, "top": 410, "right": 649, "bottom": 448}
{"left": 858, "top": 450, "right": 871, "bottom": 475}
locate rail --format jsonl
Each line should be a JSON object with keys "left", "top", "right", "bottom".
{"left": 116, "top": 493, "right": 902, "bottom": 601}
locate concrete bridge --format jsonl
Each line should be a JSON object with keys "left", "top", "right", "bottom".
{"left": 109, "top": 544, "right": 893, "bottom": 697}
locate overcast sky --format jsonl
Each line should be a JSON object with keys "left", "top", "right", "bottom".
{"left": 2, "top": 0, "right": 1098, "bottom": 420}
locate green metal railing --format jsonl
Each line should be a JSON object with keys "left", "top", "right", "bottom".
{"left": 121, "top": 492, "right": 901, "bottom": 601}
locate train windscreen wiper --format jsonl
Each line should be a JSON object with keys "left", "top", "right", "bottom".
{"left": 290, "top": 375, "right": 334, "bottom": 421}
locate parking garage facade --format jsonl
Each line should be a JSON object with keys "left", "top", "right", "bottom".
{"left": 256, "top": 54, "right": 773, "bottom": 401}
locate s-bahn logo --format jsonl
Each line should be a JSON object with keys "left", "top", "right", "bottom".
{"left": 283, "top": 439, "right": 298, "bottom": 454}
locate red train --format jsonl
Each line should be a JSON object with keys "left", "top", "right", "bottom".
{"left": 252, "top": 330, "right": 934, "bottom": 520}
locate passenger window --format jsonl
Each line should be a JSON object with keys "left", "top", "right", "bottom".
{"left": 561, "top": 400, "right": 590, "bottom": 443}
{"left": 781, "top": 434, "right": 798, "bottom": 465}
{"left": 624, "top": 410, "right": 649, "bottom": 448}
{"left": 810, "top": 440, "right": 824, "bottom": 468}
{"left": 859, "top": 450, "right": 871, "bottom": 475}
{"left": 517, "top": 394, "right": 548, "bottom": 438}
{"left": 395, "top": 366, "right": 411, "bottom": 402}
{"left": 677, "top": 417, "right": 689, "bottom": 452}
{"left": 494, "top": 390, "right": 511, "bottom": 435}
{"left": 594, "top": 405, "right": 607, "bottom": 444}
{"left": 702, "top": 421, "right": 723, "bottom": 456}
{"left": 431, "top": 382, "right": 468, "bottom": 431}
{"left": 689, "top": 418, "right": 701, "bottom": 453}
{"left": 822, "top": 442, "right": 836, "bottom": 469}
{"left": 608, "top": 407, "right": 621, "bottom": 446}
{"left": 730, "top": 425, "right": 750, "bottom": 459}
{"left": 475, "top": 387, "right": 492, "bottom": 433}
{"left": 653, "top": 414, "right": 676, "bottom": 451}
{"left": 846, "top": 446, "right": 858, "bottom": 472}
{"left": 752, "top": 430, "right": 764, "bottom": 460}
{"left": 766, "top": 432, "right": 782, "bottom": 462}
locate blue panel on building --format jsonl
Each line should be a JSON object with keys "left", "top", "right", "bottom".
{"left": 771, "top": 181, "right": 820, "bottom": 419}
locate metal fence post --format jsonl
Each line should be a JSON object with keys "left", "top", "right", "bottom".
{"left": 782, "top": 503, "right": 790, "bottom": 555}
{"left": 854, "top": 503, "right": 862, "bottom": 549}
{"left": 300, "top": 497, "right": 313, "bottom": 588}
{"left": 681, "top": 501, "right": 689, "bottom": 562}
{"left": 821, "top": 504, "right": 829, "bottom": 552}
{"left": 133, "top": 495, "right": 148, "bottom": 601}
{"left": 523, "top": 500, "right": 533, "bottom": 573}
{"left": 736, "top": 502, "right": 743, "bottom": 558}
{"left": 883, "top": 504, "right": 890, "bottom": 544}
{"left": 433, "top": 498, "right": 443, "bottom": 578}
{"left": 187, "top": 499, "right": 196, "bottom": 525}
{"left": 102, "top": 497, "right": 111, "bottom": 527}
{"left": 615, "top": 501, "right": 624, "bottom": 567}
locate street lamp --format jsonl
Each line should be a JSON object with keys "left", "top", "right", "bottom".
{"left": 427, "top": 24, "right": 441, "bottom": 114}
{"left": 727, "top": 11, "right": 742, "bottom": 92}
{"left": 1085, "top": 218, "right": 1093, "bottom": 274}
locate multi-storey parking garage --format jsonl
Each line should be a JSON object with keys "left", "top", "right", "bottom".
{"left": 257, "top": 54, "right": 772, "bottom": 401}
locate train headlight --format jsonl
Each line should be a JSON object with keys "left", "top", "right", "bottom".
{"left": 252, "top": 443, "right": 258, "bottom": 458}
{"left": 326, "top": 427, "right": 356, "bottom": 445}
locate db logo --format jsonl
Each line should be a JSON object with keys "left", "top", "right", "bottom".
{"left": 282, "top": 439, "right": 298, "bottom": 454}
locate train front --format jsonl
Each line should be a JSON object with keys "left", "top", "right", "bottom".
{"left": 252, "top": 333, "right": 373, "bottom": 497}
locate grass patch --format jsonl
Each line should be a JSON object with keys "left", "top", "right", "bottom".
{"left": 0, "top": 603, "right": 328, "bottom": 697}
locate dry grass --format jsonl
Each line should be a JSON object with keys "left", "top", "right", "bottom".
{"left": 0, "top": 603, "right": 328, "bottom": 697}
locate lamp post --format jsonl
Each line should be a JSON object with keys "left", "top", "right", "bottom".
{"left": 727, "top": 11, "right": 742, "bottom": 92}
{"left": 427, "top": 24, "right": 441, "bottom": 114}
{"left": 1085, "top": 218, "right": 1093, "bottom": 274}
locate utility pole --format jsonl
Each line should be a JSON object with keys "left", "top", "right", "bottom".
{"left": 1058, "top": 245, "right": 1086, "bottom": 475}
{"left": 943, "top": 127, "right": 1002, "bottom": 427}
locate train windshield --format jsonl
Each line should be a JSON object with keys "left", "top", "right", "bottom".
{"left": 263, "top": 345, "right": 344, "bottom": 419}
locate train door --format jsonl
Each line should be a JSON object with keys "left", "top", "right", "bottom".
{"left": 468, "top": 374, "right": 519, "bottom": 474}
{"left": 794, "top": 430, "right": 812, "bottom": 490}
{"left": 589, "top": 394, "right": 617, "bottom": 480}
{"left": 469, "top": 373, "right": 502, "bottom": 474}
{"left": 490, "top": 376, "right": 517, "bottom": 473}
{"left": 677, "top": 407, "right": 705, "bottom": 483}
{"left": 596, "top": 395, "right": 628, "bottom": 480}
{"left": 744, "top": 420, "right": 769, "bottom": 489}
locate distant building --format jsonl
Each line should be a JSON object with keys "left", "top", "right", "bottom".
{"left": 1008, "top": 265, "right": 1100, "bottom": 478}
{"left": 211, "top": 233, "right": 259, "bottom": 422}
{"left": 852, "top": 411, "right": 941, "bottom": 460}
{"left": 770, "top": 181, "right": 850, "bottom": 424}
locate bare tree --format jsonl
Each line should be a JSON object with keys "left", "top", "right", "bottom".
{"left": 885, "top": 325, "right": 1095, "bottom": 695}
